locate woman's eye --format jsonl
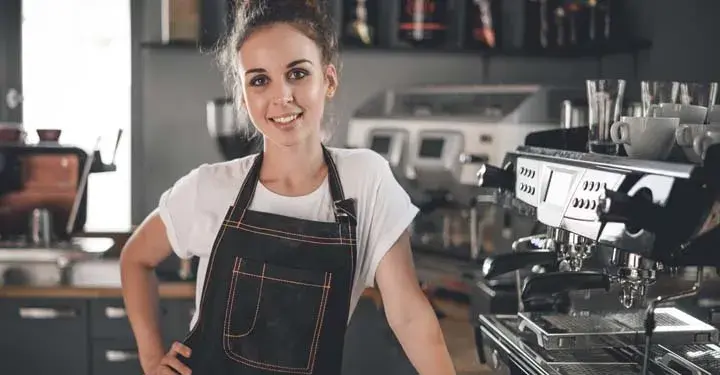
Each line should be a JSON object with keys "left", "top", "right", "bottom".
{"left": 288, "top": 69, "right": 308, "bottom": 80}
{"left": 250, "top": 76, "right": 268, "bottom": 86}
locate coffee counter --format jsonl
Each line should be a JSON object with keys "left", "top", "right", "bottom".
{"left": 0, "top": 282, "right": 384, "bottom": 301}
{"left": 0, "top": 281, "right": 196, "bottom": 298}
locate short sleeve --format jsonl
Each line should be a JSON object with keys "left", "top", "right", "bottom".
{"left": 157, "top": 165, "right": 206, "bottom": 259}
{"left": 362, "top": 156, "right": 419, "bottom": 287}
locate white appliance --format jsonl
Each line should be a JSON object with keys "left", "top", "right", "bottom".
{"left": 347, "top": 84, "right": 585, "bottom": 203}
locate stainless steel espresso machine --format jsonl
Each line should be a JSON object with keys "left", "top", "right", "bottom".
{"left": 347, "top": 84, "right": 584, "bottom": 261}
{"left": 472, "top": 82, "right": 720, "bottom": 374}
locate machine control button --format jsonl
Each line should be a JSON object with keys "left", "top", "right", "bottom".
{"left": 583, "top": 181, "right": 589, "bottom": 190}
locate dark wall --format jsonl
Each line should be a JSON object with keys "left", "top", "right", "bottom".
{"left": 130, "top": 0, "right": 714, "bottom": 223}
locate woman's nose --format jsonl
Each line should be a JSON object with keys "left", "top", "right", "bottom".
{"left": 270, "top": 82, "right": 294, "bottom": 105}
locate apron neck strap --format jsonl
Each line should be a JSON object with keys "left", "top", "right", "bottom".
{"left": 234, "top": 145, "right": 348, "bottom": 222}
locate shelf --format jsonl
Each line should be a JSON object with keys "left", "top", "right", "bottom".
{"left": 140, "top": 39, "right": 652, "bottom": 59}
{"left": 341, "top": 39, "right": 652, "bottom": 59}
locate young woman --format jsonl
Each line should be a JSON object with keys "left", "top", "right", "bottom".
{"left": 120, "top": 0, "right": 456, "bottom": 374}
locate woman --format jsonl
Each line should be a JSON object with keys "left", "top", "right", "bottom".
{"left": 120, "top": 0, "right": 456, "bottom": 374}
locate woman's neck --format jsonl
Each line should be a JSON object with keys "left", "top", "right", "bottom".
{"left": 259, "top": 139, "right": 327, "bottom": 196}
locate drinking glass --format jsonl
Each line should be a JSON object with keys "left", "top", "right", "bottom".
{"left": 657, "top": 82, "right": 718, "bottom": 123}
{"left": 641, "top": 81, "right": 679, "bottom": 117}
{"left": 586, "top": 79, "right": 626, "bottom": 155}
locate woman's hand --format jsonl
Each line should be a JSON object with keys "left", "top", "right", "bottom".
{"left": 147, "top": 342, "right": 192, "bottom": 375}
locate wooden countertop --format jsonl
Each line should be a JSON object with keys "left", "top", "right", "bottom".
{"left": 0, "top": 283, "right": 387, "bottom": 301}
{"left": 0, "top": 282, "right": 196, "bottom": 299}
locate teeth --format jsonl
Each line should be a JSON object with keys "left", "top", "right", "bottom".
{"left": 272, "top": 114, "right": 299, "bottom": 124}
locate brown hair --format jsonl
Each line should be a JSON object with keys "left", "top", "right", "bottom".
{"left": 216, "top": 0, "right": 340, "bottom": 106}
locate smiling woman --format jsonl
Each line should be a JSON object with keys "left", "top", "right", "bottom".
{"left": 119, "top": 1, "right": 456, "bottom": 374}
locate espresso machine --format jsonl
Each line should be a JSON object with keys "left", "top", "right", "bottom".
{"left": 0, "top": 130, "right": 120, "bottom": 285}
{"left": 471, "top": 83, "right": 720, "bottom": 374}
{"left": 347, "top": 84, "right": 584, "bottom": 261}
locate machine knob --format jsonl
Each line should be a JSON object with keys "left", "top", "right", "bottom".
{"left": 596, "top": 188, "right": 666, "bottom": 234}
{"left": 476, "top": 163, "right": 515, "bottom": 191}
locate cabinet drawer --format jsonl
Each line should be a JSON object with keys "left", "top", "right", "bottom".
{"left": 163, "top": 299, "right": 196, "bottom": 343}
{"left": 0, "top": 297, "right": 88, "bottom": 324}
{"left": 90, "top": 298, "right": 174, "bottom": 339}
{"left": 90, "top": 298, "right": 195, "bottom": 341}
{"left": 91, "top": 339, "right": 142, "bottom": 375}
{"left": 0, "top": 298, "right": 89, "bottom": 375}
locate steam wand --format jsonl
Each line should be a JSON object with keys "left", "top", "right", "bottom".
{"left": 641, "top": 266, "right": 703, "bottom": 375}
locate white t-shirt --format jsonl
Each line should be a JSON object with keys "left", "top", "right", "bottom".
{"left": 157, "top": 147, "right": 419, "bottom": 329}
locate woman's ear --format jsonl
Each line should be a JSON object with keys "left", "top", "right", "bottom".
{"left": 325, "top": 64, "right": 339, "bottom": 99}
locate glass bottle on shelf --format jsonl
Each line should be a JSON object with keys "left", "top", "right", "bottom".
{"left": 397, "top": 0, "right": 449, "bottom": 48}
{"left": 523, "top": 0, "right": 550, "bottom": 50}
{"left": 466, "top": 0, "right": 498, "bottom": 49}
{"left": 563, "top": 0, "right": 591, "bottom": 48}
{"left": 342, "top": 0, "right": 379, "bottom": 47}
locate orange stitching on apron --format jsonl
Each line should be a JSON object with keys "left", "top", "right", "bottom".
{"left": 222, "top": 223, "right": 352, "bottom": 245}
{"left": 181, "top": 217, "right": 231, "bottom": 341}
{"left": 222, "top": 270, "right": 332, "bottom": 373}
{"left": 232, "top": 271, "right": 331, "bottom": 288}
{"left": 225, "top": 219, "right": 356, "bottom": 242}
{"left": 349, "top": 224, "right": 356, "bottom": 296}
{"left": 336, "top": 205, "right": 357, "bottom": 222}
{"left": 222, "top": 257, "right": 242, "bottom": 338}
{"left": 305, "top": 272, "right": 330, "bottom": 370}
{"left": 224, "top": 259, "right": 265, "bottom": 338}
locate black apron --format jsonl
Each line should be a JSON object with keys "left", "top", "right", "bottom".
{"left": 180, "top": 146, "right": 358, "bottom": 374}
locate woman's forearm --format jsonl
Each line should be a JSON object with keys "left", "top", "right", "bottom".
{"left": 390, "top": 309, "right": 456, "bottom": 375}
{"left": 120, "top": 260, "right": 166, "bottom": 372}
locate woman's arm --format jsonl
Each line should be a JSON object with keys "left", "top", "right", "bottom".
{"left": 119, "top": 211, "right": 182, "bottom": 373}
{"left": 374, "top": 231, "right": 456, "bottom": 375}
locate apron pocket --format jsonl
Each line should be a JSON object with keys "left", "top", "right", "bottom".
{"left": 223, "top": 256, "right": 332, "bottom": 373}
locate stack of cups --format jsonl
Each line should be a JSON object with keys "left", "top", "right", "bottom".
{"left": 586, "top": 79, "right": 720, "bottom": 162}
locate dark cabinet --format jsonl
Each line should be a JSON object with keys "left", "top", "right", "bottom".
{"left": 87, "top": 298, "right": 195, "bottom": 374}
{"left": 0, "top": 298, "right": 91, "bottom": 375}
{"left": 0, "top": 0, "right": 23, "bottom": 123}
{"left": 0, "top": 296, "right": 195, "bottom": 375}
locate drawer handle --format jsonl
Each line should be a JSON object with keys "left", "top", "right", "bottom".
{"left": 105, "top": 350, "right": 138, "bottom": 362}
{"left": 19, "top": 307, "right": 77, "bottom": 319}
{"left": 105, "top": 306, "right": 127, "bottom": 319}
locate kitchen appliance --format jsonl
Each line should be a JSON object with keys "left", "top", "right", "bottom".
{"left": 206, "top": 97, "right": 262, "bottom": 160}
{"left": 0, "top": 138, "right": 120, "bottom": 286}
{"left": 347, "top": 84, "right": 584, "bottom": 260}
{"left": 472, "top": 125, "right": 720, "bottom": 375}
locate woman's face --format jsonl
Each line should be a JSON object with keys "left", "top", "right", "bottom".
{"left": 237, "top": 23, "right": 337, "bottom": 148}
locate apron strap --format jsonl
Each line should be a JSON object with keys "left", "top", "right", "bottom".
{"left": 231, "top": 145, "right": 354, "bottom": 224}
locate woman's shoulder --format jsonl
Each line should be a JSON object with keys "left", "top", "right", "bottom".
{"left": 177, "top": 154, "right": 258, "bottom": 194}
{"left": 327, "top": 147, "right": 395, "bottom": 192}
{"left": 327, "top": 147, "right": 389, "bottom": 173}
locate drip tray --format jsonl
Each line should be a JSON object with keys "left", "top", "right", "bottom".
{"left": 517, "top": 307, "right": 719, "bottom": 350}
{"left": 549, "top": 363, "right": 643, "bottom": 375}
{"left": 651, "top": 343, "right": 720, "bottom": 375}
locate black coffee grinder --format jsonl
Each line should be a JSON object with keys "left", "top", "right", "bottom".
{"left": 206, "top": 97, "right": 261, "bottom": 160}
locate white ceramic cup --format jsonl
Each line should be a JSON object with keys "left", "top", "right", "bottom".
{"left": 610, "top": 116, "right": 679, "bottom": 160}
